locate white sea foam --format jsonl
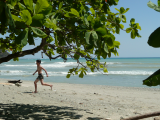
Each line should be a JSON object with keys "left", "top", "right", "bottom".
{"left": 4, "top": 64, "right": 36, "bottom": 67}
{"left": 2, "top": 61, "right": 122, "bottom": 68}
{"left": 87, "top": 71, "right": 153, "bottom": 76}
{"left": 109, "top": 71, "right": 153, "bottom": 75}
{"left": 0, "top": 69, "right": 153, "bottom": 76}
{"left": 42, "top": 62, "right": 79, "bottom": 68}
{"left": 47, "top": 72, "right": 68, "bottom": 76}
{"left": 47, "top": 70, "right": 153, "bottom": 76}
{"left": 106, "top": 62, "right": 121, "bottom": 65}
{"left": 0, "top": 70, "right": 30, "bottom": 75}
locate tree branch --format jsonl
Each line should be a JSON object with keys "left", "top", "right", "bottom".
{"left": 43, "top": 50, "right": 62, "bottom": 60}
{"left": 0, "top": 38, "right": 46, "bottom": 64}
{"left": 123, "top": 111, "right": 160, "bottom": 120}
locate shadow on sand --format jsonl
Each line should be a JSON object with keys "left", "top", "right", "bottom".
{"left": 0, "top": 103, "right": 103, "bottom": 120}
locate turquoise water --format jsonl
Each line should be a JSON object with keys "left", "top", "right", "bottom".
{"left": 0, "top": 57, "right": 160, "bottom": 88}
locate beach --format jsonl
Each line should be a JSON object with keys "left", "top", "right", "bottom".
{"left": 0, "top": 78, "right": 160, "bottom": 120}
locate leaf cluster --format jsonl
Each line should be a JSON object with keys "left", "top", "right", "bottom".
{"left": 0, "top": 0, "right": 141, "bottom": 78}
{"left": 143, "top": 0, "right": 160, "bottom": 87}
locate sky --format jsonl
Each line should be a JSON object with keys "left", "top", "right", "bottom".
{"left": 2, "top": 0, "right": 160, "bottom": 58}
{"left": 110, "top": 0, "right": 160, "bottom": 58}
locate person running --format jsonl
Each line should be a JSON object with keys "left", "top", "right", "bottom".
{"left": 33, "top": 59, "right": 52, "bottom": 93}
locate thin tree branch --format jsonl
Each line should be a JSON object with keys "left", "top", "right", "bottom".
{"left": 123, "top": 111, "right": 160, "bottom": 120}
{"left": 0, "top": 38, "right": 46, "bottom": 63}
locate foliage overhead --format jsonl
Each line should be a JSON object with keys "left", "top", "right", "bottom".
{"left": 143, "top": 0, "right": 160, "bottom": 87}
{"left": 143, "top": 69, "right": 160, "bottom": 86}
{"left": 147, "top": 0, "right": 160, "bottom": 48}
{"left": 0, "top": 0, "right": 141, "bottom": 78}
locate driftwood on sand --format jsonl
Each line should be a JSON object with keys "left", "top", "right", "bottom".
{"left": 122, "top": 111, "right": 160, "bottom": 120}
{"left": 8, "top": 80, "right": 22, "bottom": 84}
{"left": 8, "top": 80, "right": 22, "bottom": 87}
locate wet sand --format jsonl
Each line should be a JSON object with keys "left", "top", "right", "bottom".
{"left": 0, "top": 78, "right": 160, "bottom": 120}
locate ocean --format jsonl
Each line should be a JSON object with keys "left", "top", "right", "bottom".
{"left": 0, "top": 57, "right": 160, "bottom": 88}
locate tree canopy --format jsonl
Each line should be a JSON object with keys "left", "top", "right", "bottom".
{"left": 0, "top": 0, "right": 141, "bottom": 78}
{"left": 143, "top": 0, "right": 160, "bottom": 87}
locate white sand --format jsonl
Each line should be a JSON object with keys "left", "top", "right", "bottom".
{"left": 0, "top": 78, "right": 160, "bottom": 120}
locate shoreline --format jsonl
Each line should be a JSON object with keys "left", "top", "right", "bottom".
{"left": 0, "top": 78, "right": 160, "bottom": 120}
{"left": 1, "top": 77, "right": 160, "bottom": 89}
{"left": 1, "top": 77, "right": 160, "bottom": 90}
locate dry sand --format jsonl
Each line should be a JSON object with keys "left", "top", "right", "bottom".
{"left": 0, "top": 78, "right": 160, "bottom": 120}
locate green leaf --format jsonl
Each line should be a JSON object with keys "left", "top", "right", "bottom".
{"left": 54, "top": 32, "right": 58, "bottom": 46}
{"left": 28, "top": 30, "right": 35, "bottom": 45}
{"left": 115, "top": 8, "right": 120, "bottom": 12}
{"left": 79, "top": 71, "right": 84, "bottom": 78}
{"left": 92, "top": 31, "right": 98, "bottom": 46}
{"left": 96, "top": 27, "right": 107, "bottom": 36}
{"left": 74, "top": 53, "right": 80, "bottom": 59}
{"left": 13, "top": 57, "right": 19, "bottom": 61}
{"left": 158, "top": 0, "right": 160, "bottom": 7}
{"left": 131, "top": 29, "right": 136, "bottom": 39}
{"left": 31, "top": 14, "right": 44, "bottom": 27}
{"left": 85, "top": 31, "right": 91, "bottom": 44}
{"left": 116, "top": 26, "right": 120, "bottom": 34}
{"left": 104, "top": 43, "right": 109, "bottom": 53}
{"left": 147, "top": 1, "right": 160, "bottom": 12}
{"left": 46, "top": 36, "right": 54, "bottom": 43}
{"left": 108, "top": 52, "right": 111, "bottom": 58}
{"left": 148, "top": 27, "right": 160, "bottom": 47}
{"left": 90, "top": 7, "right": 95, "bottom": 15}
{"left": 31, "top": 27, "right": 47, "bottom": 38}
{"left": 64, "top": 13, "right": 70, "bottom": 17}
{"left": 120, "top": 7, "right": 125, "bottom": 14}
{"left": 135, "top": 23, "right": 141, "bottom": 30}
{"left": 87, "top": 15, "right": 93, "bottom": 21}
{"left": 124, "top": 8, "right": 129, "bottom": 14}
{"left": 103, "top": 34, "right": 114, "bottom": 47}
{"left": 103, "top": 67, "right": 108, "bottom": 73}
{"left": 130, "top": 18, "right": 135, "bottom": 24}
{"left": 70, "top": 8, "right": 79, "bottom": 17}
{"left": 20, "top": 10, "right": 32, "bottom": 25}
{"left": 12, "top": 14, "right": 23, "bottom": 21}
{"left": 136, "top": 32, "right": 141, "bottom": 38}
{"left": 23, "top": 0, "right": 33, "bottom": 12}
{"left": 5, "top": 4, "right": 16, "bottom": 31}
{"left": 126, "top": 28, "right": 132, "bottom": 33}
{"left": 100, "top": 14, "right": 106, "bottom": 21}
{"left": 122, "top": 15, "right": 126, "bottom": 23}
{"left": 44, "top": 18, "right": 57, "bottom": 30}
{"left": 16, "top": 28, "right": 28, "bottom": 46}
{"left": 7, "top": 4, "right": 14, "bottom": 9}
{"left": 35, "top": 0, "right": 52, "bottom": 14}
{"left": 84, "top": 14, "right": 89, "bottom": 27}
{"left": 10, "top": 0, "right": 18, "bottom": 6}
{"left": 114, "top": 41, "right": 120, "bottom": 48}
{"left": 33, "top": 3, "right": 36, "bottom": 14}
{"left": 143, "top": 69, "right": 160, "bottom": 86}
{"left": 59, "top": 2, "right": 63, "bottom": 10}
{"left": 66, "top": 74, "right": 71, "bottom": 78}
{"left": 120, "top": 24, "right": 124, "bottom": 29}
{"left": 18, "top": 3, "right": 26, "bottom": 10}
